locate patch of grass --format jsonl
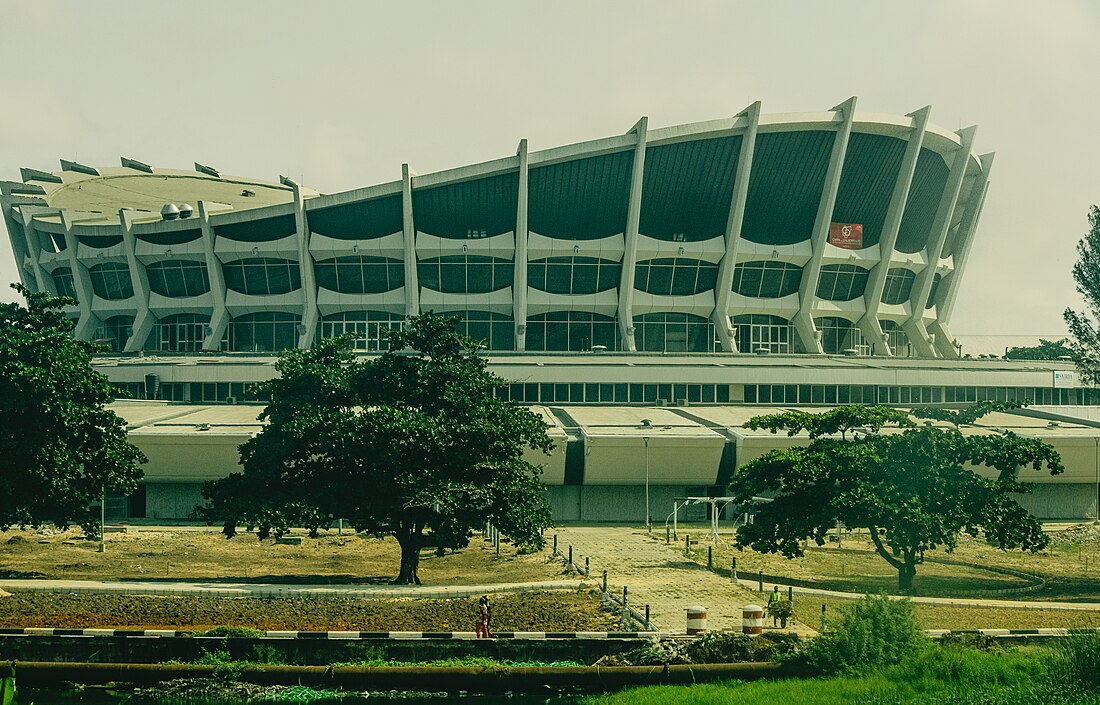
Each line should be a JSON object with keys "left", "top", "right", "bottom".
{"left": 794, "top": 596, "right": 1100, "bottom": 631}
{"left": 584, "top": 644, "right": 1100, "bottom": 705}
{"left": 331, "top": 655, "right": 584, "bottom": 668}
{"left": 199, "top": 626, "right": 266, "bottom": 638}
{"left": 258, "top": 685, "right": 342, "bottom": 703}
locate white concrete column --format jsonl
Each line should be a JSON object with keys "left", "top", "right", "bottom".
{"left": 120, "top": 209, "right": 155, "bottom": 352}
{"left": 857, "top": 105, "right": 931, "bottom": 356}
{"left": 712, "top": 102, "right": 761, "bottom": 352}
{"left": 793, "top": 96, "right": 858, "bottom": 354}
{"left": 18, "top": 208, "right": 51, "bottom": 294}
{"left": 617, "top": 117, "right": 648, "bottom": 352}
{"left": 401, "top": 163, "right": 420, "bottom": 318}
{"left": 293, "top": 185, "right": 319, "bottom": 349}
{"left": 60, "top": 211, "right": 100, "bottom": 341}
{"left": 513, "top": 139, "right": 530, "bottom": 351}
{"left": 928, "top": 152, "right": 993, "bottom": 358}
{"left": 903, "top": 125, "right": 977, "bottom": 358}
{"left": 199, "top": 201, "right": 229, "bottom": 351}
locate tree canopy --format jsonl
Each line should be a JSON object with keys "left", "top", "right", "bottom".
{"left": 1065, "top": 205, "right": 1100, "bottom": 382}
{"left": 1004, "top": 338, "right": 1073, "bottom": 361}
{"left": 198, "top": 312, "right": 555, "bottom": 584}
{"left": 730, "top": 405, "right": 1063, "bottom": 593}
{"left": 0, "top": 285, "right": 145, "bottom": 534}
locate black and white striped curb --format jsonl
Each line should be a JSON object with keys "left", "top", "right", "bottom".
{"left": 925, "top": 628, "right": 1100, "bottom": 638}
{"left": 0, "top": 628, "right": 660, "bottom": 640}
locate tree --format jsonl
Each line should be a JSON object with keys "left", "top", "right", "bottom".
{"left": 1004, "top": 338, "right": 1074, "bottom": 361}
{"left": 731, "top": 405, "right": 1063, "bottom": 593}
{"left": 1065, "top": 205, "right": 1100, "bottom": 382}
{"left": 199, "top": 312, "right": 555, "bottom": 584}
{"left": 0, "top": 285, "right": 145, "bottom": 534}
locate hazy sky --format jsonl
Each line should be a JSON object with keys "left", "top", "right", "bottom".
{"left": 1, "top": 0, "right": 1096, "bottom": 335}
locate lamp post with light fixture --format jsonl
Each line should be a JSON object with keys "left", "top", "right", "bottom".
{"left": 641, "top": 419, "right": 652, "bottom": 533}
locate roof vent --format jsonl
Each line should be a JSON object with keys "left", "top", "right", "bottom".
{"left": 1047, "top": 421, "right": 1060, "bottom": 428}
{"left": 590, "top": 345, "right": 607, "bottom": 353}
{"left": 241, "top": 189, "right": 256, "bottom": 197}
{"left": 161, "top": 203, "right": 180, "bottom": 221}
{"left": 196, "top": 423, "right": 210, "bottom": 432}
{"left": 842, "top": 348, "right": 859, "bottom": 357}
{"left": 641, "top": 418, "right": 652, "bottom": 427}
{"left": 178, "top": 203, "right": 194, "bottom": 219}
{"left": 754, "top": 347, "right": 771, "bottom": 356}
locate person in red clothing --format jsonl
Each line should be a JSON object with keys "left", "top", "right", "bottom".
{"left": 475, "top": 595, "right": 492, "bottom": 638}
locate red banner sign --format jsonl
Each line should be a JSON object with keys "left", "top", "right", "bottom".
{"left": 829, "top": 222, "right": 863, "bottom": 250}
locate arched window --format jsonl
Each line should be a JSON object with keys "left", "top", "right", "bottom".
{"left": 448, "top": 311, "right": 513, "bottom": 350}
{"left": 89, "top": 262, "right": 134, "bottom": 300}
{"left": 634, "top": 312, "right": 715, "bottom": 352}
{"left": 815, "top": 264, "right": 869, "bottom": 301}
{"left": 816, "top": 317, "right": 867, "bottom": 355}
{"left": 146, "top": 260, "right": 211, "bottom": 297}
{"left": 418, "top": 256, "right": 513, "bottom": 294}
{"left": 732, "top": 261, "right": 803, "bottom": 298}
{"left": 229, "top": 312, "right": 301, "bottom": 352}
{"left": 880, "top": 320, "right": 911, "bottom": 357}
{"left": 51, "top": 267, "right": 77, "bottom": 299}
{"left": 315, "top": 256, "right": 404, "bottom": 294}
{"left": 319, "top": 311, "right": 405, "bottom": 351}
{"left": 634, "top": 258, "right": 719, "bottom": 296}
{"left": 526, "top": 312, "right": 620, "bottom": 351}
{"left": 152, "top": 313, "right": 214, "bottom": 352}
{"left": 733, "top": 314, "right": 794, "bottom": 354}
{"left": 881, "top": 268, "right": 916, "bottom": 305}
{"left": 222, "top": 258, "right": 302, "bottom": 295}
{"left": 527, "top": 257, "right": 620, "bottom": 295}
{"left": 94, "top": 316, "right": 134, "bottom": 352}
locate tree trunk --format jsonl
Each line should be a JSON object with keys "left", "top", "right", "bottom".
{"left": 393, "top": 532, "right": 422, "bottom": 585}
{"left": 897, "top": 551, "right": 917, "bottom": 594}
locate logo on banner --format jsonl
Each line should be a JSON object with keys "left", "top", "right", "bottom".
{"left": 829, "top": 222, "right": 863, "bottom": 250}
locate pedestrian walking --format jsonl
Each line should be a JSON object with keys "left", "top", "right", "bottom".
{"left": 476, "top": 595, "right": 492, "bottom": 638}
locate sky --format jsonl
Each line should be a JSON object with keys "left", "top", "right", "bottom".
{"left": 0, "top": 0, "right": 1096, "bottom": 336}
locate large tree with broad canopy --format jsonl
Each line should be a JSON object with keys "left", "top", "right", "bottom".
{"left": 730, "top": 404, "right": 1063, "bottom": 593}
{"left": 198, "top": 312, "right": 554, "bottom": 584}
{"left": 0, "top": 285, "right": 145, "bottom": 534}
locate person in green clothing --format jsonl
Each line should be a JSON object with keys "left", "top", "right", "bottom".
{"left": 767, "top": 585, "right": 784, "bottom": 626}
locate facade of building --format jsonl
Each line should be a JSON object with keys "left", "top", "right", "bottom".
{"left": 4, "top": 100, "right": 991, "bottom": 359}
{"left": 6, "top": 100, "right": 1098, "bottom": 523}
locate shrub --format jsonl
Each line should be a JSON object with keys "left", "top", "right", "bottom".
{"left": 200, "top": 626, "right": 265, "bottom": 639}
{"left": 801, "top": 593, "right": 926, "bottom": 674}
{"left": 1048, "top": 633, "right": 1100, "bottom": 691}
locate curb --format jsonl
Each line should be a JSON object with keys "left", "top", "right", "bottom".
{"left": 0, "top": 628, "right": 660, "bottom": 640}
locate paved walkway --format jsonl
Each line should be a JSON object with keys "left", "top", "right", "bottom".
{"left": 0, "top": 578, "right": 585, "bottom": 600}
{"left": 553, "top": 526, "right": 780, "bottom": 633}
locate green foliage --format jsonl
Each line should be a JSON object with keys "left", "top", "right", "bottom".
{"left": 1048, "top": 633, "right": 1100, "bottom": 691}
{"left": 199, "top": 626, "right": 266, "bottom": 638}
{"left": 744, "top": 405, "right": 914, "bottom": 439}
{"left": 0, "top": 285, "right": 145, "bottom": 535}
{"left": 1065, "top": 206, "right": 1100, "bottom": 383}
{"left": 260, "top": 685, "right": 342, "bottom": 703}
{"left": 1005, "top": 338, "right": 1074, "bottom": 361}
{"left": 198, "top": 312, "right": 554, "bottom": 583}
{"left": 0, "top": 662, "right": 14, "bottom": 705}
{"left": 684, "top": 632, "right": 799, "bottom": 664}
{"left": 732, "top": 404, "right": 1062, "bottom": 592}
{"left": 802, "top": 594, "right": 926, "bottom": 674}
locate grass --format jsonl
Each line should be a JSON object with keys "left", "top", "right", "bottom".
{"left": 665, "top": 525, "right": 1100, "bottom": 601}
{"left": 794, "top": 596, "right": 1100, "bottom": 631}
{"left": 584, "top": 644, "right": 1100, "bottom": 705}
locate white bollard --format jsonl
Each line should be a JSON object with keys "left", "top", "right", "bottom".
{"left": 742, "top": 604, "right": 764, "bottom": 635}
{"left": 686, "top": 605, "right": 708, "bottom": 635}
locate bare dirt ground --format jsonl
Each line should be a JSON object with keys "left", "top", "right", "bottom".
{"left": 0, "top": 590, "right": 617, "bottom": 631}
{"left": 0, "top": 527, "right": 564, "bottom": 585}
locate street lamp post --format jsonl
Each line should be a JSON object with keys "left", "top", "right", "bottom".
{"left": 644, "top": 436, "right": 650, "bottom": 533}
